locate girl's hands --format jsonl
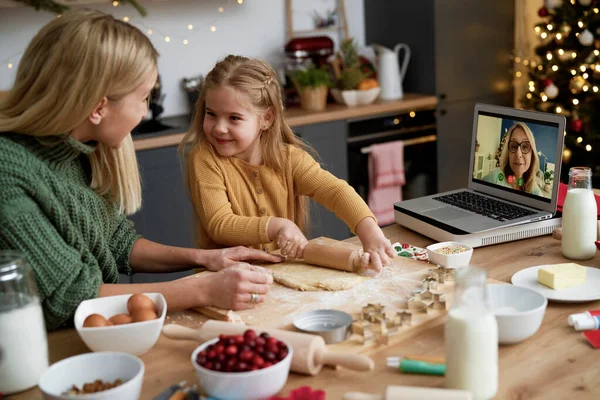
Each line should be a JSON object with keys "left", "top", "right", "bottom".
{"left": 201, "top": 263, "right": 274, "bottom": 310}
{"left": 267, "top": 217, "right": 308, "bottom": 259}
{"left": 355, "top": 217, "right": 396, "bottom": 272}
{"left": 201, "top": 246, "right": 284, "bottom": 272}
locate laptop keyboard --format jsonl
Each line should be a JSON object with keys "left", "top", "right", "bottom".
{"left": 433, "top": 191, "right": 536, "bottom": 221}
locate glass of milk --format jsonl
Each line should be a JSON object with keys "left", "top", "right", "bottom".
{"left": 0, "top": 252, "right": 49, "bottom": 394}
{"left": 445, "top": 267, "right": 498, "bottom": 400}
{"left": 562, "top": 167, "right": 597, "bottom": 260}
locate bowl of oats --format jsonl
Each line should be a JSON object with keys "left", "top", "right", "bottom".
{"left": 426, "top": 241, "right": 473, "bottom": 269}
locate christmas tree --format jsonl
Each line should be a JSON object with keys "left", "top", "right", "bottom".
{"left": 521, "top": 0, "right": 600, "bottom": 185}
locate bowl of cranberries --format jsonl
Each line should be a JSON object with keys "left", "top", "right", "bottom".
{"left": 191, "top": 329, "right": 293, "bottom": 400}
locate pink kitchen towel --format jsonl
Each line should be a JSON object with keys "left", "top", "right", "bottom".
{"left": 368, "top": 141, "right": 405, "bottom": 226}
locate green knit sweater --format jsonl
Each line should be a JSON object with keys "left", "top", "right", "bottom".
{"left": 0, "top": 133, "right": 140, "bottom": 331}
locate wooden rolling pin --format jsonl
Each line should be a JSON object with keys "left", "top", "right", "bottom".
{"left": 162, "top": 321, "right": 374, "bottom": 376}
{"left": 343, "top": 386, "right": 472, "bottom": 400}
{"left": 301, "top": 242, "right": 364, "bottom": 272}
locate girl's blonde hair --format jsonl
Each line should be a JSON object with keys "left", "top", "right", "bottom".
{"left": 499, "top": 122, "right": 540, "bottom": 193}
{"left": 180, "top": 55, "right": 313, "bottom": 233}
{"left": 0, "top": 9, "right": 158, "bottom": 215}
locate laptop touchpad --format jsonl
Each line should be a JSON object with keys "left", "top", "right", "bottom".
{"left": 423, "top": 207, "right": 471, "bottom": 222}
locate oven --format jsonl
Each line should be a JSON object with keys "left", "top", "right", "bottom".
{"left": 347, "top": 109, "right": 438, "bottom": 202}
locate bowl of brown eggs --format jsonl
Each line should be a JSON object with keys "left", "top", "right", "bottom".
{"left": 74, "top": 293, "right": 166, "bottom": 355}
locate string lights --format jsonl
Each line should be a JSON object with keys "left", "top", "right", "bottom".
{"left": 2, "top": 0, "right": 244, "bottom": 72}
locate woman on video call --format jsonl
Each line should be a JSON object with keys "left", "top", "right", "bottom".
{"left": 482, "top": 122, "right": 543, "bottom": 196}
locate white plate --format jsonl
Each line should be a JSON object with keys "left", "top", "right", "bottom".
{"left": 511, "top": 265, "right": 600, "bottom": 303}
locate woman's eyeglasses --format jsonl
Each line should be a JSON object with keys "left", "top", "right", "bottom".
{"left": 508, "top": 140, "right": 532, "bottom": 154}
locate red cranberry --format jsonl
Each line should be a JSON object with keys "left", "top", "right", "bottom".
{"left": 214, "top": 362, "right": 222, "bottom": 371}
{"left": 255, "top": 345, "right": 265, "bottom": 354}
{"left": 259, "top": 332, "right": 270, "bottom": 339}
{"left": 247, "top": 340, "right": 256, "bottom": 348}
{"left": 214, "top": 344, "right": 225, "bottom": 354}
{"left": 240, "top": 345, "right": 251, "bottom": 352}
{"left": 196, "top": 355, "right": 207, "bottom": 365}
{"left": 277, "top": 340, "right": 286, "bottom": 349}
{"left": 251, "top": 354, "right": 265, "bottom": 368}
{"left": 207, "top": 350, "right": 217, "bottom": 359}
{"left": 255, "top": 337, "right": 266, "bottom": 346}
{"left": 206, "top": 344, "right": 215, "bottom": 352}
{"left": 217, "top": 354, "right": 226, "bottom": 363}
{"left": 266, "top": 343, "right": 278, "bottom": 354}
{"left": 250, "top": 366, "right": 260, "bottom": 371}
{"left": 239, "top": 350, "right": 253, "bottom": 362}
{"left": 263, "top": 361, "right": 273, "bottom": 368}
{"left": 266, "top": 337, "right": 278, "bottom": 346}
{"left": 225, "top": 345, "right": 238, "bottom": 356}
{"left": 277, "top": 349, "right": 288, "bottom": 360}
{"left": 226, "top": 359, "right": 236, "bottom": 369}
{"left": 264, "top": 352, "right": 276, "bottom": 361}
{"left": 238, "top": 362, "right": 249, "bottom": 372}
{"left": 244, "top": 329, "right": 257, "bottom": 341}
{"left": 205, "top": 362, "right": 213, "bottom": 370}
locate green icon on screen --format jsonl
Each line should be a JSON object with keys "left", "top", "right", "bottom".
{"left": 498, "top": 173, "right": 504, "bottom": 182}
{"left": 518, "top": 177, "right": 524, "bottom": 187}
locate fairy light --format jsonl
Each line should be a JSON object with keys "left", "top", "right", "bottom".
{"left": 552, "top": 65, "right": 559, "bottom": 71}
{"left": 516, "top": 71, "right": 522, "bottom": 77}
{"left": 577, "top": 137, "right": 583, "bottom": 143}
{"left": 547, "top": 24, "right": 554, "bottom": 31}
{"left": 113, "top": 1, "right": 118, "bottom": 6}
{"left": 218, "top": 7, "right": 224, "bottom": 12}
{"left": 586, "top": 144, "right": 592, "bottom": 151}
{"left": 571, "top": 69, "right": 577, "bottom": 75}
{"left": 183, "top": 39, "right": 188, "bottom": 45}
{"left": 123, "top": 16, "right": 129, "bottom": 22}
{"left": 542, "top": 94, "right": 548, "bottom": 101}
{"left": 573, "top": 98, "right": 580, "bottom": 105}
{"left": 546, "top": 52, "right": 553, "bottom": 60}
{"left": 409, "top": 111, "right": 416, "bottom": 118}
{"left": 581, "top": 65, "right": 587, "bottom": 72}
{"left": 538, "top": 65, "right": 544, "bottom": 71}
{"left": 557, "top": 33, "right": 563, "bottom": 40}
{"left": 535, "top": 26, "right": 541, "bottom": 33}
{"left": 595, "top": 50, "right": 600, "bottom": 56}
{"left": 595, "top": 8, "right": 599, "bottom": 13}
{"left": 188, "top": 24, "right": 193, "bottom": 30}
{"left": 524, "top": 59, "right": 530, "bottom": 66}
{"left": 541, "top": 32, "right": 548, "bottom": 39}
{"left": 238, "top": 0, "right": 243, "bottom": 3}
{"left": 558, "top": 49, "right": 565, "bottom": 56}
{"left": 594, "top": 86, "right": 599, "bottom": 92}
{"left": 165, "top": 36, "right": 170, "bottom": 42}
{"left": 515, "top": 57, "right": 521, "bottom": 63}
{"left": 584, "top": 85, "right": 589, "bottom": 91}
{"left": 210, "top": 25, "right": 217, "bottom": 32}
{"left": 527, "top": 93, "right": 533, "bottom": 99}
{"left": 572, "top": 52, "right": 578, "bottom": 58}
{"left": 7, "top": 63, "right": 12, "bottom": 69}
{"left": 529, "top": 86, "right": 535, "bottom": 92}
{"left": 584, "top": 73, "right": 589, "bottom": 79}
{"left": 529, "top": 80, "right": 535, "bottom": 86}
{"left": 147, "top": 29, "right": 152, "bottom": 35}
{"left": 578, "top": 21, "right": 584, "bottom": 28}
{"left": 556, "top": 106, "right": 562, "bottom": 113}
{"left": 393, "top": 118, "right": 400, "bottom": 125}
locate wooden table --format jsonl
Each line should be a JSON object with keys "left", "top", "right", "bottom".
{"left": 12, "top": 225, "right": 600, "bottom": 399}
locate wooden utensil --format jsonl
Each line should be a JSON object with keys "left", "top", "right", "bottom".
{"left": 162, "top": 321, "right": 374, "bottom": 376}
{"left": 300, "top": 242, "right": 363, "bottom": 272}
{"left": 343, "top": 385, "right": 472, "bottom": 400}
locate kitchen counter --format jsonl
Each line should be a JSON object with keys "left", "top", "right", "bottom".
{"left": 133, "top": 93, "right": 438, "bottom": 151}
{"left": 13, "top": 225, "right": 600, "bottom": 399}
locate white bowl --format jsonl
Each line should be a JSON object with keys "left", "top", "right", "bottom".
{"left": 74, "top": 293, "right": 166, "bottom": 355}
{"left": 487, "top": 284, "right": 547, "bottom": 344}
{"left": 331, "top": 87, "right": 381, "bottom": 107}
{"left": 191, "top": 338, "right": 293, "bottom": 400}
{"left": 426, "top": 241, "right": 473, "bottom": 268}
{"left": 39, "top": 352, "right": 144, "bottom": 400}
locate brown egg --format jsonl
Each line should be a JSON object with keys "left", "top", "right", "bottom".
{"left": 131, "top": 308, "right": 157, "bottom": 323}
{"left": 83, "top": 313, "right": 110, "bottom": 328}
{"left": 127, "top": 293, "right": 155, "bottom": 314}
{"left": 109, "top": 313, "right": 132, "bottom": 325}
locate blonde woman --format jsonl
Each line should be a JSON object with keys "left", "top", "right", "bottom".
{"left": 0, "top": 10, "right": 280, "bottom": 331}
{"left": 483, "top": 122, "right": 542, "bottom": 196}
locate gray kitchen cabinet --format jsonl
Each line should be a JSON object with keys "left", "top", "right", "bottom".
{"left": 365, "top": 0, "right": 515, "bottom": 192}
{"left": 125, "top": 145, "right": 195, "bottom": 283}
{"left": 293, "top": 120, "right": 352, "bottom": 241}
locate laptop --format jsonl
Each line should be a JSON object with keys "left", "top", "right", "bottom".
{"left": 395, "top": 103, "right": 566, "bottom": 244}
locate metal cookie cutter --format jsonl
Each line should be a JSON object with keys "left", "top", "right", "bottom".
{"left": 293, "top": 309, "right": 353, "bottom": 344}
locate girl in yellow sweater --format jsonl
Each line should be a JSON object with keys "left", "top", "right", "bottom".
{"left": 181, "top": 55, "right": 395, "bottom": 272}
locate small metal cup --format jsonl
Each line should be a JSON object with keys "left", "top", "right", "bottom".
{"left": 293, "top": 309, "right": 353, "bottom": 344}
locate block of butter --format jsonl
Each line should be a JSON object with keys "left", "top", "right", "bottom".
{"left": 538, "top": 263, "right": 587, "bottom": 290}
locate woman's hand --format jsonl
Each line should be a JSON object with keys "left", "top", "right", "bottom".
{"left": 201, "top": 263, "right": 274, "bottom": 310}
{"left": 201, "top": 246, "right": 284, "bottom": 272}
{"left": 355, "top": 217, "right": 396, "bottom": 272}
{"left": 267, "top": 217, "right": 308, "bottom": 259}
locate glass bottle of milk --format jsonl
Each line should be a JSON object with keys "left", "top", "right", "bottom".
{"left": 0, "top": 252, "right": 49, "bottom": 394}
{"left": 445, "top": 267, "right": 498, "bottom": 400}
{"left": 562, "top": 167, "right": 597, "bottom": 260}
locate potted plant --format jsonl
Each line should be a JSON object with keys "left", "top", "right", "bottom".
{"left": 544, "top": 170, "right": 554, "bottom": 192}
{"left": 292, "top": 67, "right": 331, "bottom": 111}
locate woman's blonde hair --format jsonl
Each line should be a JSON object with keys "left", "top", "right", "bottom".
{"left": 499, "top": 122, "right": 540, "bottom": 193}
{"left": 180, "top": 55, "right": 313, "bottom": 233}
{"left": 0, "top": 9, "right": 158, "bottom": 215}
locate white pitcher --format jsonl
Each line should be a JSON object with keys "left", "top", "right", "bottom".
{"left": 373, "top": 43, "right": 411, "bottom": 100}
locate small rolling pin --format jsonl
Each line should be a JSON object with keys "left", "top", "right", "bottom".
{"left": 343, "top": 386, "right": 472, "bottom": 400}
{"left": 300, "top": 243, "right": 364, "bottom": 272}
{"left": 162, "top": 321, "right": 374, "bottom": 376}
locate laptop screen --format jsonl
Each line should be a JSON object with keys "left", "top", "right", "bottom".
{"left": 471, "top": 110, "right": 561, "bottom": 204}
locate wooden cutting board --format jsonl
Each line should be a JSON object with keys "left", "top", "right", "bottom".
{"left": 192, "top": 237, "right": 502, "bottom": 356}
